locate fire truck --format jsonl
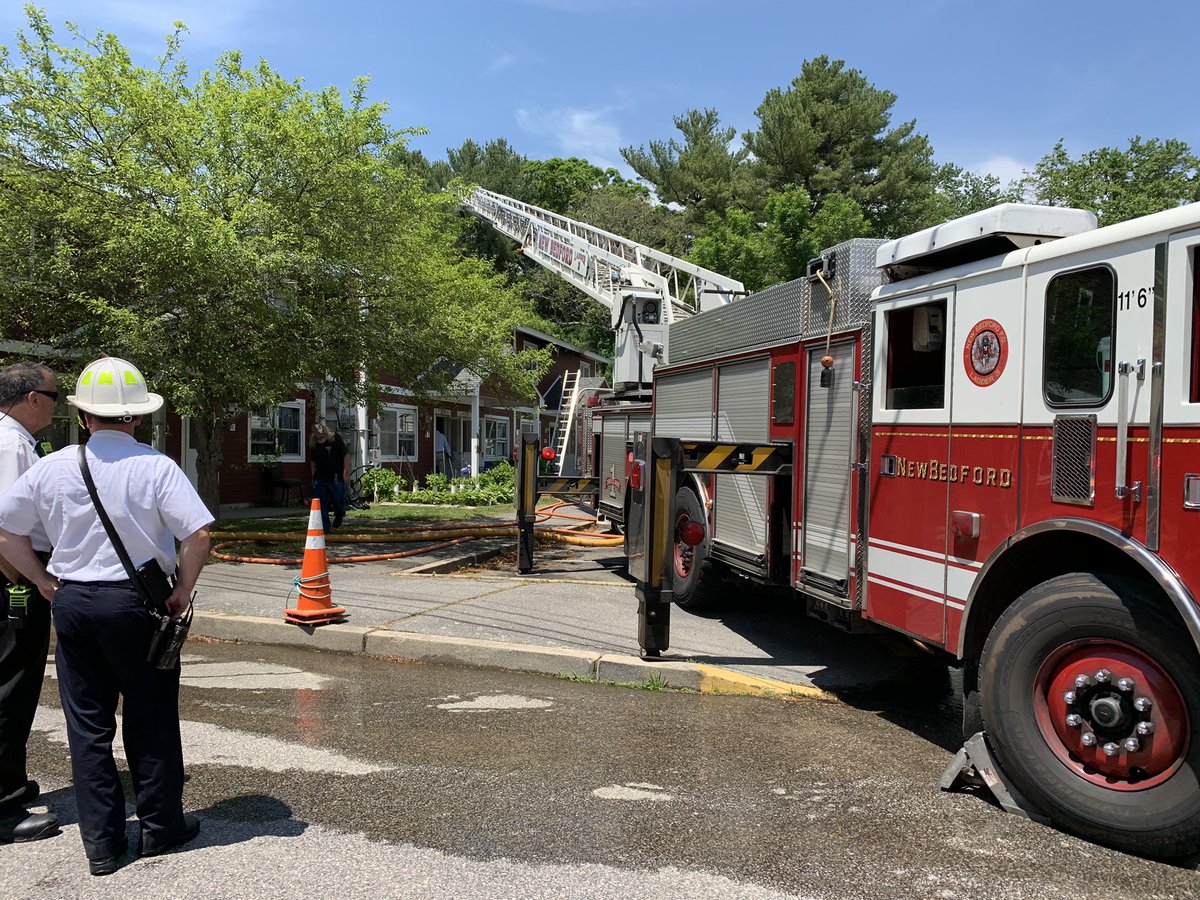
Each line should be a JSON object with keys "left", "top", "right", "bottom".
{"left": 469, "top": 188, "right": 1200, "bottom": 858}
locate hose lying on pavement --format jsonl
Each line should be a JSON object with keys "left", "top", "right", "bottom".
{"left": 209, "top": 501, "right": 624, "bottom": 565}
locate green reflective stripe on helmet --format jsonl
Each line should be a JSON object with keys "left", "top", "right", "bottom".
{"left": 124, "top": 370, "right": 139, "bottom": 384}
{"left": 82, "top": 371, "right": 93, "bottom": 385}
{"left": 97, "top": 371, "right": 113, "bottom": 385}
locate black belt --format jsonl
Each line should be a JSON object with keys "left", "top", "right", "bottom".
{"left": 60, "top": 579, "right": 135, "bottom": 588}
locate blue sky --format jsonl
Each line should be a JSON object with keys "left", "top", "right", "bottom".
{"left": 2, "top": 1, "right": 1195, "bottom": 188}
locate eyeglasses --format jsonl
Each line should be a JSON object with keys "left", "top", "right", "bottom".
{"left": 32, "top": 390, "right": 60, "bottom": 403}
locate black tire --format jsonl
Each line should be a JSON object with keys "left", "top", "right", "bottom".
{"left": 671, "top": 488, "right": 726, "bottom": 611}
{"left": 980, "top": 573, "right": 1200, "bottom": 858}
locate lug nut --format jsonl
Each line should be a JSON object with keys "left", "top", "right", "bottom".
{"left": 1103, "top": 742, "right": 1121, "bottom": 757}
{"left": 1116, "top": 677, "right": 1135, "bottom": 692}
{"left": 1065, "top": 714, "right": 1083, "bottom": 728}
{"left": 1123, "top": 737, "right": 1141, "bottom": 753}
{"left": 1134, "top": 697, "right": 1153, "bottom": 713}
{"left": 1081, "top": 732, "right": 1097, "bottom": 747}
{"left": 1063, "top": 690, "right": 1077, "bottom": 705}
{"left": 1094, "top": 669, "right": 1112, "bottom": 683}
{"left": 1075, "top": 674, "right": 1093, "bottom": 689}
{"left": 1136, "top": 721, "right": 1155, "bottom": 736}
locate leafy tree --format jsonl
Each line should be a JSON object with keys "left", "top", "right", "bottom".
{"left": 521, "top": 157, "right": 645, "bottom": 214}
{"left": 928, "top": 163, "right": 1023, "bottom": 223}
{"left": 689, "top": 208, "right": 775, "bottom": 291}
{"left": 523, "top": 269, "right": 614, "bottom": 359}
{"left": 441, "top": 137, "right": 527, "bottom": 195}
{"left": 569, "top": 185, "right": 688, "bottom": 256}
{"left": 0, "top": 10, "right": 541, "bottom": 513}
{"left": 690, "top": 188, "right": 874, "bottom": 290}
{"left": 1021, "top": 138, "right": 1199, "bottom": 226}
{"left": 744, "top": 56, "right": 940, "bottom": 236}
{"left": 621, "top": 108, "right": 757, "bottom": 227}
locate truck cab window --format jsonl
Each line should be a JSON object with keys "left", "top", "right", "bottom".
{"left": 1043, "top": 266, "right": 1115, "bottom": 407}
{"left": 885, "top": 300, "right": 946, "bottom": 409}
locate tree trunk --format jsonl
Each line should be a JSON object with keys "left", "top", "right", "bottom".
{"left": 193, "top": 415, "right": 227, "bottom": 521}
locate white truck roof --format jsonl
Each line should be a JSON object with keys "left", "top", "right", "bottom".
{"left": 876, "top": 203, "right": 1098, "bottom": 275}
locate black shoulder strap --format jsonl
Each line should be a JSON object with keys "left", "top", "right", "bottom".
{"left": 77, "top": 444, "right": 155, "bottom": 609}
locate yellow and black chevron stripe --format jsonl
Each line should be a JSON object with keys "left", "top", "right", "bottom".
{"left": 680, "top": 442, "right": 791, "bottom": 473}
{"left": 537, "top": 476, "right": 600, "bottom": 496}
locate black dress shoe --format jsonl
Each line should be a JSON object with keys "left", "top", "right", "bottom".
{"left": 0, "top": 810, "right": 60, "bottom": 844}
{"left": 139, "top": 813, "right": 200, "bottom": 857}
{"left": 89, "top": 838, "right": 128, "bottom": 877}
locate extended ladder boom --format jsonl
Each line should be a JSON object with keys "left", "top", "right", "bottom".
{"left": 464, "top": 187, "right": 745, "bottom": 394}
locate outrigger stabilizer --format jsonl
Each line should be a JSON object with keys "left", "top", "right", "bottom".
{"left": 939, "top": 732, "right": 1050, "bottom": 824}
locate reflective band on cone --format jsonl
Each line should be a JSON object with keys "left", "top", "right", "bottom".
{"left": 283, "top": 499, "right": 348, "bottom": 625}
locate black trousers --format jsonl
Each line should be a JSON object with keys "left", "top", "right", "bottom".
{"left": 0, "top": 584, "right": 51, "bottom": 813}
{"left": 53, "top": 582, "right": 185, "bottom": 860}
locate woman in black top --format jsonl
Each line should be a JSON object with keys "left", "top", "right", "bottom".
{"left": 309, "top": 423, "right": 349, "bottom": 531}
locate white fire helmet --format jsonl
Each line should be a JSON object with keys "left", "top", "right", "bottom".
{"left": 68, "top": 357, "right": 164, "bottom": 418}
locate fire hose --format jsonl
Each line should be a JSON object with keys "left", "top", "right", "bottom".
{"left": 209, "top": 501, "right": 623, "bottom": 565}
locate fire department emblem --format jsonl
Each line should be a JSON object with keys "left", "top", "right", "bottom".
{"left": 964, "top": 318, "right": 1007, "bottom": 387}
{"left": 605, "top": 464, "right": 620, "bottom": 499}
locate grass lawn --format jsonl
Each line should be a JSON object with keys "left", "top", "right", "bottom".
{"left": 215, "top": 502, "right": 518, "bottom": 534}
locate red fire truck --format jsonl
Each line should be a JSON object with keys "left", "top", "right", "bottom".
{"left": 633, "top": 202, "right": 1200, "bottom": 859}
{"left": 471, "top": 190, "right": 1200, "bottom": 858}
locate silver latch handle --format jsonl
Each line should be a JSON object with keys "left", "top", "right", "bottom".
{"left": 1115, "top": 359, "right": 1143, "bottom": 502}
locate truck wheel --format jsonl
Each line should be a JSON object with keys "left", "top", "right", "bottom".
{"left": 672, "top": 488, "right": 724, "bottom": 610}
{"left": 979, "top": 573, "right": 1200, "bottom": 858}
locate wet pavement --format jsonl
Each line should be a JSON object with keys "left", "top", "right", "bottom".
{"left": 6, "top": 640, "right": 1198, "bottom": 898}
{"left": 196, "top": 509, "right": 931, "bottom": 695}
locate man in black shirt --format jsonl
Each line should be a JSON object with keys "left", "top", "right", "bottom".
{"left": 309, "top": 423, "right": 349, "bottom": 532}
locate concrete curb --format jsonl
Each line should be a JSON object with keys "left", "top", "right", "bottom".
{"left": 191, "top": 611, "right": 827, "bottom": 699}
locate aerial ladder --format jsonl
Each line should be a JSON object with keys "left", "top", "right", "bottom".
{"left": 463, "top": 188, "right": 746, "bottom": 398}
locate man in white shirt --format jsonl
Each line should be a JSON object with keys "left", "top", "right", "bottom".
{"left": 434, "top": 428, "right": 453, "bottom": 477}
{"left": 0, "top": 362, "right": 61, "bottom": 845}
{"left": 0, "top": 357, "right": 213, "bottom": 876}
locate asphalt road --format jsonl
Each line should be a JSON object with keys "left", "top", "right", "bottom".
{"left": 4, "top": 640, "right": 1199, "bottom": 899}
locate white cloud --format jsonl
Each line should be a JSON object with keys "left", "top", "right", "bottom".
{"left": 972, "top": 155, "right": 1032, "bottom": 187}
{"left": 489, "top": 52, "right": 517, "bottom": 73}
{"left": 515, "top": 105, "right": 624, "bottom": 169}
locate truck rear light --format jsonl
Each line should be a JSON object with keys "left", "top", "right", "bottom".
{"left": 541, "top": 447, "right": 556, "bottom": 460}
{"left": 677, "top": 519, "right": 705, "bottom": 546}
{"left": 629, "top": 460, "right": 643, "bottom": 490}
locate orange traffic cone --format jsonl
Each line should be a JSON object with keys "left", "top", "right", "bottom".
{"left": 283, "top": 499, "right": 348, "bottom": 626}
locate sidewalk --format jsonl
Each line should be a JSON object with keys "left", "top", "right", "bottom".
{"left": 194, "top": 505, "right": 924, "bottom": 698}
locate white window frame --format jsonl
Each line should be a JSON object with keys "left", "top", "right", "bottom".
{"left": 378, "top": 403, "right": 418, "bottom": 462}
{"left": 248, "top": 400, "right": 306, "bottom": 462}
{"left": 579, "top": 361, "right": 592, "bottom": 379}
{"left": 484, "top": 415, "right": 510, "bottom": 460}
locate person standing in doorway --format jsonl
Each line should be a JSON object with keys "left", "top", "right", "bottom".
{"left": 0, "top": 356, "right": 213, "bottom": 876}
{"left": 0, "top": 362, "right": 60, "bottom": 846}
{"left": 310, "top": 423, "right": 349, "bottom": 531}
{"left": 434, "top": 427, "right": 453, "bottom": 478}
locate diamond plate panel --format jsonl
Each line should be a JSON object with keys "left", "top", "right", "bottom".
{"left": 1051, "top": 415, "right": 1097, "bottom": 506}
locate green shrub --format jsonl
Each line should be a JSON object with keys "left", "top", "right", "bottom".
{"left": 358, "top": 467, "right": 404, "bottom": 501}
{"left": 479, "top": 461, "right": 515, "bottom": 489}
